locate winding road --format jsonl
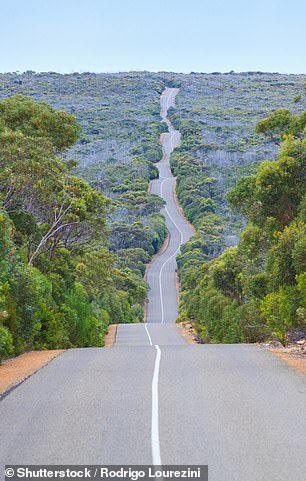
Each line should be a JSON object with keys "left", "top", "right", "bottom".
{"left": 1, "top": 89, "right": 306, "bottom": 481}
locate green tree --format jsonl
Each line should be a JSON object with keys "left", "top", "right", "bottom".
{"left": 0, "top": 94, "right": 81, "bottom": 152}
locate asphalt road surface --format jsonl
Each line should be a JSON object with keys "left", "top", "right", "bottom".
{"left": 1, "top": 89, "right": 306, "bottom": 481}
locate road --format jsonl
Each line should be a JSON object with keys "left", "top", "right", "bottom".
{"left": 145, "top": 88, "right": 194, "bottom": 326}
{"left": 1, "top": 89, "right": 306, "bottom": 481}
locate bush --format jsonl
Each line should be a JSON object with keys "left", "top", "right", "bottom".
{"left": 261, "top": 286, "right": 300, "bottom": 345}
{"left": 0, "top": 325, "right": 14, "bottom": 362}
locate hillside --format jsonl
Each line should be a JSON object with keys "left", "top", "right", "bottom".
{"left": 167, "top": 73, "right": 306, "bottom": 343}
{"left": 0, "top": 71, "right": 305, "bottom": 357}
{"left": 0, "top": 73, "right": 169, "bottom": 359}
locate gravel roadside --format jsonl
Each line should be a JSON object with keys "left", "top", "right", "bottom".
{"left": 0, "top": 350, "right": 64, "bottom": 398}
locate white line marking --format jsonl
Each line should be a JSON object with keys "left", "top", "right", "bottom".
{"left": 166, "top": 89, "right": 174, "bottom": 110}
{"left": 170, "top": 131, "right": 174, "bottom": 150}
{"left": 152, "top": 345, "right": 162, "bottom": 465}
{"left": 145, "top": 323, "right": 153, "bottom": 346}
{"left": 158, "top": 177, "right": 184, "bottom": 324}
{"left": 170, "top": 130, "right": 179, "bottom": 150}
{"left": 159, "top": 116, "right": 184, "bottom": 324}
{"left": 148, "top": 90, "right": 179, "bottom": 467}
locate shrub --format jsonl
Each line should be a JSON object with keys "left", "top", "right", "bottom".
{"left": 261, "top": 286, "right": 299, "bottom": 345}
{"left": 0, "top": 325, "right": 14, "bottom": 362}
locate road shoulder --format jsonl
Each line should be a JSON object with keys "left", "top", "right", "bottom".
{"left": 104, "top": 324, "right": 118, "bottom": 347}
{"left": 0, "top": 350, "right": 64, "bottom": 397}
{"left": 260, "top": 336, "right": 306, "bottom": 376}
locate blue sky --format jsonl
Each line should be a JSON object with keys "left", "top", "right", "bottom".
{"left": 1, "top": 0, "right": 305, "bottom": 73}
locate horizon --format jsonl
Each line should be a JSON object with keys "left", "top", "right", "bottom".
{"left": 1, "top": 69, "right": 306, "bottom": 76}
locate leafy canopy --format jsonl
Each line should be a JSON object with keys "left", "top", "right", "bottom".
{"left": 0, "top": 94, "right": 81, "bottom": 152}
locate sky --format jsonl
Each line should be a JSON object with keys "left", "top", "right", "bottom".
{"left": 1, "top": 0, "right": 305, "bottom": 74}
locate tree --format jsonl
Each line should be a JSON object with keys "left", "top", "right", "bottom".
{"left": 0, "top": 130, "right": 64, "bottom": 211}
{"left": 255, "top": 109, "right": 293, "bottom": 144}
{"left": 255, "top": 108, "right": 306, "bottom": 144}
{"left": 0, "top": 96, "right": 115, "bottom": 357}
{"left": 0, "top": 94, "right": 81, "bottom": 152}
{"left": 228, "top": 136, "right": 306, "bottom": 227}
{"left": 209, "top": 247, "right": 244, "bottom": 303}
{"left": 27, "top": 176, "right": 110, "bottom": 265}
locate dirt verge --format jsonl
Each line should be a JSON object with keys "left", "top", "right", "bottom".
{"left": 177, "top": 321, "right": 202, "bottom": 345}
{"left": 260, "top": 332, "right": 306, "bottom": 376}
{"left": 104, "top": 324, "right": 118, "bottom": 347}
{"left": 0, "top": 350, "right": 64, "bottom": 397}
{"left": 271, "top": 351, "right": 306, "bottom": 376}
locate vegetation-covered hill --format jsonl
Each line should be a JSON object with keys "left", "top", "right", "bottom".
{"left": 168, "top": 73, "right": 306, "bottom": 344}
{"left": 0, "top": 71, "right": 305, "bottom": 357}
{"left": 169, "top": 72, "right": 306, "bottom": 249}
{"left": 0, "top": 72, "right": 169, "bottom": 359}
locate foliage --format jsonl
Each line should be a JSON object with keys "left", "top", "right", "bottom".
{"left": 0, "top": 91, "right": 164, "bottom": 360}
{"left": 1, "top": 71, "right": 306, "bottom": 352}
{"left": 0, "top": 72, "right": 177, "bottom": 360}
{"left": 0, "top": 326, "right": 14, "bottom": 363}
{"left": 176, "top": 89, "right": 306, "bottom": 344}
{"left": 0, "top": 94, "right": 81, "bottom": 152}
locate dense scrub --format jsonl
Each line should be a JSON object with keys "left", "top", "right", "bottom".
{"left": 0, "top": 72, "right": 171, "bottom": 360}
{"left": 1, "top": 71, "right": 306, "bottom": 354}
{"left": 0, "top": 92, "right": 164, "bottom": 361}
{"left": 168, "top": 72, "right": 306, "bottom": 247}
{"left": 175, "top": 81, "right": 306, "bottom": 344}
{"left": 0, "top": 73, "right": 169, "bottom": 318}
{"left": 0, "top": 95, "right": 108, "bottom": 359}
